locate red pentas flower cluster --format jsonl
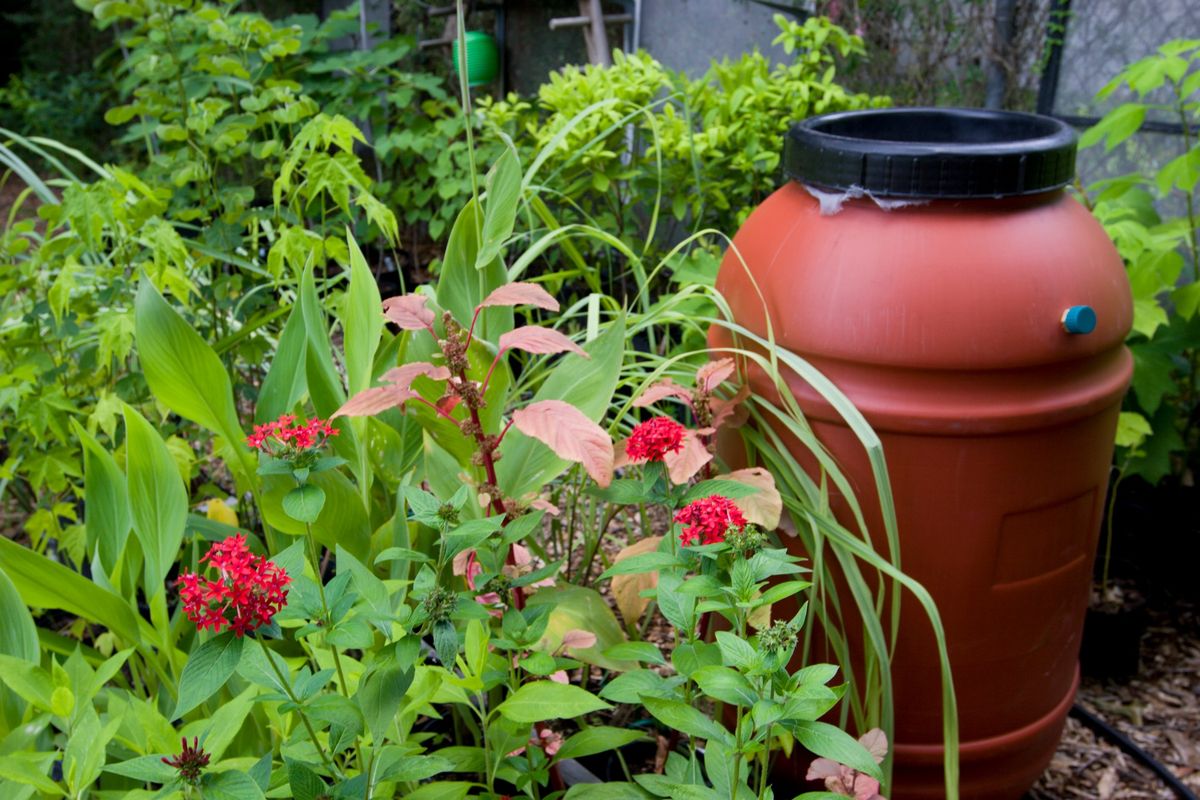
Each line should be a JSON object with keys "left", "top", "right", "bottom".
{"left": 674, "top": 495, "right": 747, "bottom": 546}
{"left": 246, "top": 413, "right": 338, "bottom": 455}
{"left": 177, "top": 534, "right": 290, "bottom": 637}
{"left": 625, "top": 416, "right": 686, "bottom": 462}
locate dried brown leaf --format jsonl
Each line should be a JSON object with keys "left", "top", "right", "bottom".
{"left": 511, "top": 399, "right": 613, "bottom": 487}
{"left": 719, "top": 467, "right": 782, "bottom": 529}
{"left": 611, "top": 536, "right": 661, "bottom": 626}
{"left": 479, "top": 282, "right": 560, "bottom": 312}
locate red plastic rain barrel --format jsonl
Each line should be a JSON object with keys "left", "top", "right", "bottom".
{"left": 709, "top": 108, "right": 1132, "bottom": 799}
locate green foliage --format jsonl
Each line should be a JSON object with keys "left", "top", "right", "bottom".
{"left": 481, "top": 14, "right": 888, "bottom": 276}
{"left": 1085, "top": 38, "right": 1200, "bottom": 483}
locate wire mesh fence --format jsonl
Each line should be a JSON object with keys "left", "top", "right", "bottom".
{"left": 1040, "top": 0, "right": 1200, "bottom": 190}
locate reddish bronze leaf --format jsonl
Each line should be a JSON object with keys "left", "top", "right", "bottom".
{"left": 632, "top": 378, "right": 693, "bottom": 409}
{"left": 334, "top": 362, "right": 449, "bottom": 418}
{"left": 382, "top": 293, "right": 435, "bottom": 330}
{"left": 711, "top": 384, "right": 751, "bottom": 430}
{"left": 498, "top": 326, "right": 588, "bottom": 358}
{"left": 696, "top": 358, "right": 736, "bottom": 393}
{"left": 334, "top": 385, "right": 417, "bottom": 418}
{"left": 663, "top": 430, "right": 712, "bottom": 485}
{"left": 511, "top": 399, "right": 613, "bottom": 487}
{"left": 479, "top": 282, "right": 560, "bottom": 312}
{"left": 379, "top": 362, "right": 451, "bottom": 392}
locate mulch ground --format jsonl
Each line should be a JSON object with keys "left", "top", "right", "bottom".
{"left": 1029, "top": 597, "right": 1200, "bottom": 800}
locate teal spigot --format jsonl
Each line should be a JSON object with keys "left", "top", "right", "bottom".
{"left": 1061, "top": 305, "right": 1097, "bottom": 335}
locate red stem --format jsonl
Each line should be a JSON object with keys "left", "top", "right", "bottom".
{"left": 463, "top": 384, "right": 526, "bottom": 611}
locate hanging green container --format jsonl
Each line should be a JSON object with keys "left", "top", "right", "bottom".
{"left": 452, "top": 31, "right": 500, "bottom": 87}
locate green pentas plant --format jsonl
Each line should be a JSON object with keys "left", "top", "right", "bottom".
{"left": 590, "top": 382, "right": 887, "bottom": 799}
{"left": 1082, "top": 38, "right": 1200, "bottom": 483}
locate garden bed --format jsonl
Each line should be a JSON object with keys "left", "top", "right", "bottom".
{"left": 1030, "top": 596, "right": 1200, "bottom": 799}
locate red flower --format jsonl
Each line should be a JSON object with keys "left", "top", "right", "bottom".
{"left": 674, "top": 495, "right": 746, "bottom": 546}
{"left": 163, "top": 737, "right": 210, "bottom": 785}
{"left": 246, "top": 414, "right": 339, "bottom": 455}
{"left": 625, "top": 417, "right": 686, "bottom": 462}
{"left": 177, "top": 534, "right": 290, "bottom": 637}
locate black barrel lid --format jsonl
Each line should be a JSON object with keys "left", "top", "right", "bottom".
{"left": 784, "top": 107, "right": 1077, "bottom": 199}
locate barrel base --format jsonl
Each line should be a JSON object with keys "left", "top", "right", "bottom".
{"left": 890, "top": 666, "right": 1079, "bottom": 800}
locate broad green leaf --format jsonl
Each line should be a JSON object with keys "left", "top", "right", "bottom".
{"left": 563, "top": 783, "right": 653, "bottom": 799}
{"left": 0, "top": 654, "right": 54, "bottom": 711}
{"left": 298, "top": 262, "right": 362, "bottom": 469}
{"left": 357, "top": 658, "right": 414, "bottom": 743}
{"left": 642, "top": 697, "right": 733, "bottom": 745}
{"left": 202, "top": 685, "right": 258, "bottom": 761}
{"left": 1080, "top": 103, "right": 1146, "bottom": 151}
{"left": 123, "top": 405, "right": 187, "bottom": 597}
{"left": 261, "top": 469, "right": 370, "bottom": 561}
{"left": 526, "top": 584, "right": 633, "bottom": 671}
{"left": 789, "top": 719, "right": 883, "bottom": 780}
{"left": 477, "top": 148, "right": 522, "bottom": 269}
{"left": 204, "top": 769, "right": 266, "bottom": 800}
{"left": 0, "top": 751, "right": 63, "bottom": 795}
{"left": 0, "top": 537, "right": 142, "bottom": 644}
{"left": 283, "top": 484, "right": 326, "bottom": 524}
{"left": 71, "top": 420, "right": 130, "bottom": 575}
{"left": 104, "top": 755, "right": 177, "bottom": 783}
{"left": 344, "top": 232, "right": 383, "bottom": 395}
{"left": 0, "top": 566, "right": 38, "bottom": 733}
{"left": 497, "top": 315, "right": 626, "bottom": 498}
{"left": 436, "top": 198, "right": 512, "bottom": 340}
{"left": 692, "top": 665, "right": 758, "bottom": 706}
{"left": 555, "top": 726, "right": 645, "bottom": 762}
{"left": 403, "top": 782, "right": 474, "bottom": 800}
{"left": 174, "top": 632, "right": 245, "bottom": 719}
{"left": 1115, "top": 411, "right": 1153, "bottom": 450}
{"left": 496, "top": 680, "right": 610, "bottom": 724}
{"left": 134, "top": 279, "right": 252, "bottom": 483}
{"left": 256, "top": 300, "right": 308, "bottom": 424}
{"left": 603, "top": 641, "right": 667, "bottom": 666}
{"left": 598, "top": 669, "right": 674, "bottom": 704}
{"left": 64, "top": 703, "right": 112, "bottom": 795}
{"left": 287, "top": 759, "right": 327, "bottom": 800}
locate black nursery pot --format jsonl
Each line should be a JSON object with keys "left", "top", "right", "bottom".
{"left": 1079, "top": 596, "right": 1148, "bottom": 681}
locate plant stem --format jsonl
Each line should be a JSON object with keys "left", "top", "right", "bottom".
{"left": 261, "top": 642, "right": 338, "bottom": 776}
{"left": 303, "top": 519, "right": 351, "bottom": 698}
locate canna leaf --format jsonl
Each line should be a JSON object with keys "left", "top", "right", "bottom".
{"left": 123, "top": 405, "right": 187, "bottom": 598}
